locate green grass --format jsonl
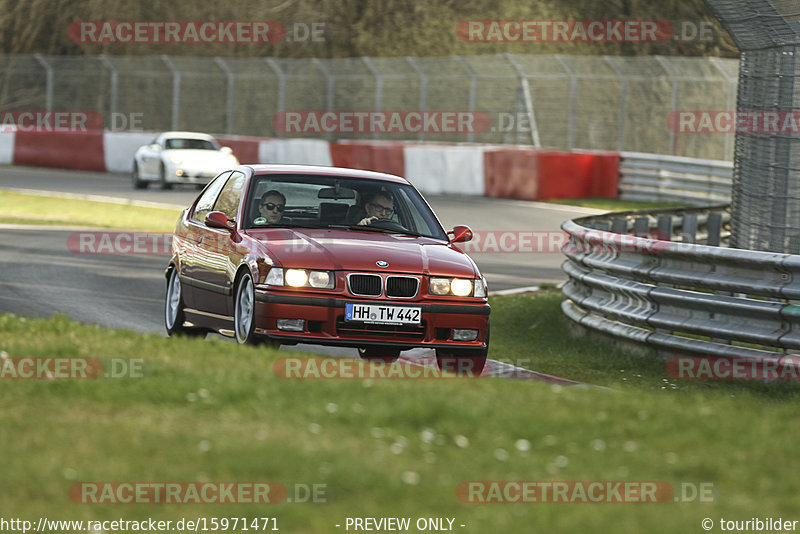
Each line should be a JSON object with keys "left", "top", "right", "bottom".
{"left": 546, "top": 197, "right": 688, "bottom": 212}
{"left": 0, "top": 191, "right": 181, "bottom": 232}
{"left": 1, "top": 292, "right": 799, "bottom": 533}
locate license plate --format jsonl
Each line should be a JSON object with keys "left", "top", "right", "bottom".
{"left": 345, "top": 303, "right": 421, "bottom": 325}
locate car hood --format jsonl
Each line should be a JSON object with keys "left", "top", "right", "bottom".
{"left": 164, "top": 149, "right": 236, "bottom": 167}
{"left": 244, "top": 228, "right": 478, "bottom": 278}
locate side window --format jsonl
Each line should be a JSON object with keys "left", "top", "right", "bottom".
{"left": 213, "top": 171, "right": 246, "bottom": 220}
{"left": 191, "top": 171, "right": 231, "bottom": 223}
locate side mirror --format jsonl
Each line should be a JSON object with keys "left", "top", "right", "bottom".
{"left": 149, "top": 143, "right": 162, "bottom": 151}
{"left": 205, "top": 211, "right": 233, "bottom": 231}
{"left": 220, "top": 146, "right": 234, "bottom": 155}
{"left": 449, "top": 225, "right": 473, "bottom": 243}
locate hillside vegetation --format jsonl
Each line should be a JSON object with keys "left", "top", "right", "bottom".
{"left": 0, "top": 0, "right": 736, "bottom": 58}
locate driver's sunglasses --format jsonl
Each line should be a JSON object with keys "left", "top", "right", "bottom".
{"left": 368, "top": 202, "right": 393, "bottom": 216}
{"left": 260, "top": 202, "right": 285, "bottom": 212}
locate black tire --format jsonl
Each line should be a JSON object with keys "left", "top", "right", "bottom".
{"left": 165, "top": 267, "right": 204, "bottom": 337}
{"left": 158, "top": 162, "right": 173, "bottom": 190}
{"left": 233, "top": 271, "right": 280, "bottom": 348}
{"left": 435, "top": 324, "right": 489, "bottom": 376}
{"left": 358, "top": 346, "right": 401, "bottom": 363}
{"left": 131, "top": 162, "right": 146, "bottom": 190}
{"left": 234, "top": 272, "right": 257, "bottom": 344}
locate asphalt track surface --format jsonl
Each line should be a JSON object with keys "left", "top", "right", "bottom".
{"left": 0, "top": 165, "right": 600, "bottom": 381}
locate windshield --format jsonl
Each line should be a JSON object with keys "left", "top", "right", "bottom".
{"left": 164, "top": 138, "right": 218, "bottom": 150}
{"left": 243, "top": 174, "right": 448, "bottom": 240}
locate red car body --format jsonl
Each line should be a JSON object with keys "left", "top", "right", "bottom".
{"left": 164, "top": 164, "right": 490, "bottom": 372}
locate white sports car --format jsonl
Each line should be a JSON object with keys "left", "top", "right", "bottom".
{"left": 131, "top": 131, "right": 239, "bottom": 190}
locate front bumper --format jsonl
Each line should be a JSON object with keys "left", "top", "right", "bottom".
{"left": 253, "top": 291, "right": 490, "bottom": 350}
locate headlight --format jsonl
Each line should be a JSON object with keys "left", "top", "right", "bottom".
{"left": 429, "top": 278, "right": 451, "bottom": 295}
{"left": 450, "top": 278, "right": 473, "bottom": 296}
{"left": 266, "top": 267, "right": 334, "bottom": 289}
{"left": 285, "top": 269, "right": 309, "bottom": 287}
{"left": 473, "top": 277, "right": 487, "bottom": 298}
{"left": 429, "top": 277, "right": 478, "bottom": 297}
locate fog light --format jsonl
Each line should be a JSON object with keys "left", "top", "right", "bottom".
{"left": 277, "top": 319, "right": 305, "bottom": 332}
{"left": 453, "top": 329, "right": 478, "bottom": 341}
{"left": 175, "top": 169, "right": 184, "bottom": 176}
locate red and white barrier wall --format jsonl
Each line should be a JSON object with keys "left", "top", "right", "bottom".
{"left": 3, "top": 130, "right": 620, "bottom": 201}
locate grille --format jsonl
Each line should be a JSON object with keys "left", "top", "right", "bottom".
{"left": 386, "top": 276, "right": 419, "bottom": 298}
{"left": 348, "top": 274, "right": 382, "bottom": 296}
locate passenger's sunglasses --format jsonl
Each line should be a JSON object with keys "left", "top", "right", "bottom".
{"left": 260, "top": 202, "right": 285, "bottom": 212}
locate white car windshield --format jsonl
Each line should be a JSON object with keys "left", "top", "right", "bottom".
{"left": 165, "top": 138, "right": 218, "bottom": 150}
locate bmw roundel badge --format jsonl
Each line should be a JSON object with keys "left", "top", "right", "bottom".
{"left": 376, "top": 260, "right": 389, "bottom": 268}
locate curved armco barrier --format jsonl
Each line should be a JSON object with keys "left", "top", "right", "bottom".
{"left": 14, "top": 131, "right": 105, "bottom": 172}
{"left": 5, "top": 130, "right": 622, "bottom": 201}
{"left": 561, "top": 205, "right": 800, "bottom": 367}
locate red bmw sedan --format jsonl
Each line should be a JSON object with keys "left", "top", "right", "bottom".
{"left": 165, "top": 164, "right": 490, "bottom": 373}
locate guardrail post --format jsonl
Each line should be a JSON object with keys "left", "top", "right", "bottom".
{"left": 682, "top": 214, "right": 698, "bottom": 244}
{"left": 633, "top": 218, "right": 650, "bottom": 238}
{"left": 707, "top": 214, "right": 723, "bottom": 247}
{"left": 611, "top": 219, "right": 628, "bottom": 234}
{"left": 657, "top": 216, "right": 672, "bottom": 242}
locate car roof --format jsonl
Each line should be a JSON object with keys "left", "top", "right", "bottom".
{"left": 244, "top": 164, "right": 409, "bottom": 185}
{"left": 160, "top": 131, "right": 216, "bottom": 140}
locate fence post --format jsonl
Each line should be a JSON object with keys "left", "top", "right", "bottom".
{"left": 455, "top": 56, "right": 477, "bottom": 143}
{"left": 554, "top": 55, "right": 577, "bottom": 151}
{"left": 214, "top": 57, "right": 235, "bottom": 135}
{"left": 160, "top": 55, "right": 180, "bottom": 131}
{"left": 604, "top": 56, "right": 627, "bottom": 152}
{"left": 98, "top": 55, "right": 118, "bottom": 128}
{"left": 313, "top": 58, "right": 334, "bottom": 140}
{"left": 504, "top": 52, "right": 541, "bottom": 147}
{"left": 33, "top": 54, "right": 53, "bottom": 112}
{"left": 263, "top": 58, "right": 285, "bottom": 138}
{"left": 655, "top": 56, "right": 679, "bottom": 156}
{"left": 362, "top": 57, "right": 383, "bottom": 140}
{"left": 406, "top": 57, "right": 427, "bottom": 141}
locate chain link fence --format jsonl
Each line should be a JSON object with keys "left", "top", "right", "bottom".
{"left": 0, "top": 52, "right": 737, "bottom": 159}
{"left": 703, "top": 0, "right": 800, "bottom": 253}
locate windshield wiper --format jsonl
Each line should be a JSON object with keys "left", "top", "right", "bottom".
{"left": 324, "top": 224, "right": 428, "bottom": 238}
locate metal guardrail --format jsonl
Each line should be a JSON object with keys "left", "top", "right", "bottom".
{"left": 619, "top": 152, "right": 733, "bottom": 206}
{"left": 561, "top": 204, "right": 800, "bottom": 366}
